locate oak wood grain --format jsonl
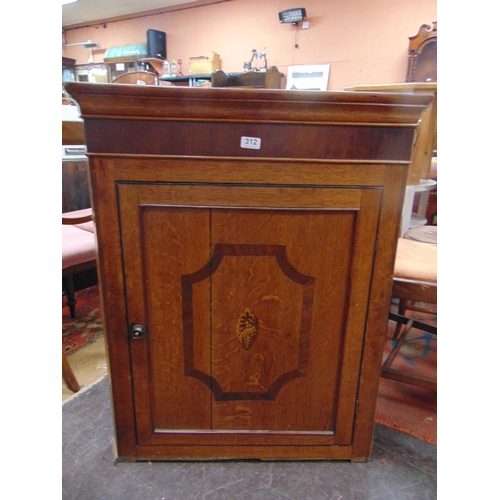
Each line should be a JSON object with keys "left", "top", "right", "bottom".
{"left": 66, "top": 83, "right": 429, "bottom": 461}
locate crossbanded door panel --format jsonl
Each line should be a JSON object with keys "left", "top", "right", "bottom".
{"left": 117, "top": 182, "right": 382, "bottom": 448}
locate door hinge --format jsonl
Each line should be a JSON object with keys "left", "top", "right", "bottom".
{"left": 355, "top": 400, "right": 360, "bottom": 416}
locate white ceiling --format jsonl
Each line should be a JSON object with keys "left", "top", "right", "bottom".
{"left": 62, "top": 0, "right": 195, "bottom": 27}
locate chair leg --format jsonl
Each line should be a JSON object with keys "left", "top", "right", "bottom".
{"left": 384, "top": 318, "right": 414, "bottom": 369}
{"left": 382, "top": 312, "right": 437, "bottom": 391}
{"left": 64, "top": 275, "right": 77, "bottom": 319}
{"left": 62, "top": 351, "right": 80, "bottom": 393}
{"left": 393, "top": 298, "right": 409, "bottom": 339}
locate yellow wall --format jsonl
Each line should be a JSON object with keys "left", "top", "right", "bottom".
{"left": 62, "top": 0, "right": 437, "bottom": 90}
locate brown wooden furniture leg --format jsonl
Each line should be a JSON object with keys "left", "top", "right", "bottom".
{"left": 62, "top": 350, "right": 80, "bottom": 393}
{"left": 393, "top": 298, "right": 409, "bottom": 339}
{"left": 382, "top": 312, "right": 437, "bottom": 391}
{"left": 64, "top": 275, "right": 77, "bottom": 319}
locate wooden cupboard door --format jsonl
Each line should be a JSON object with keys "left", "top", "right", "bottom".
{"left": 208, "top": 210, "right": 352, "bottom": 436}
{"left": 117, "top": 183, "right": 382, "bottom": 448}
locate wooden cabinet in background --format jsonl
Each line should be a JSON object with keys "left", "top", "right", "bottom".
{"left": 211, "top": 66, "right": 285, "bottom": 88}
{"left": 62, "top": 159, "right": 91, "bottom": 213}
{"left": 406, "top": 22, "right": 437, "bottom": 83}
{"left": 65, "top": 83, "right": 433, "bottom": 462}
{"left": 62, "top": 110, "right": 89, "bottom": 213}
{"left": 345, "top": 82, "right": 437, "bottom": 185}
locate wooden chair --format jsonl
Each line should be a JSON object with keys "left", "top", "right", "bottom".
{"left": 393, "top": 235, "right": 437, "bottom": 317}
{"left": 62, "top": 208, "right": 97, "bottom": 319}
{"left": 211, "top": 66, "right": 284, "bottom": 89}
{"left": 381, "top": 237, "right": 437, "bottom": 391}
{"left": 62, "top": 208, "right": 97, "bottom": 393}
{"left": 112, "top": 71, "right": 158, "bottom": 85}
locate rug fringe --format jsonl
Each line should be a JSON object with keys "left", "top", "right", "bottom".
{"left": 375, "top": 418, "right": 437, "bottom": 446}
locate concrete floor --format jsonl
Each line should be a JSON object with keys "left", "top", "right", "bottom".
{"left": 62, "top": 377, "right": 437, "bottom": 500}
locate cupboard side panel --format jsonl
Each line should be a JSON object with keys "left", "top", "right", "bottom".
{"left": 351, "top": 165, "right": 408, "bottom": 460}
{"left": 333, "top": 189, "right": 383, "bottom": 444}
{"left": 117, "top": 185, "right": 153, "bottom": 442}
{"left": 88, "top": 158, "right": 137, "bottom": 459}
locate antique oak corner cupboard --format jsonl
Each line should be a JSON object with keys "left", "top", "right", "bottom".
{"left": 65, "top": 83, "right": 433, "bottom": 462}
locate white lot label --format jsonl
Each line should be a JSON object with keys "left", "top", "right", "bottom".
{"left": 240, "top": 136, "right": 262, "bottom": 149}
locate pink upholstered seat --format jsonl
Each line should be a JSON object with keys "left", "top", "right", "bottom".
{"left": 62, "top": 224, "right": 96, "bottom": 269}
{"left": 62, "top": 208, "right": 97, "bottom": 318}
{"left": 75, "top": 221, "right": 95, "bottom": 233}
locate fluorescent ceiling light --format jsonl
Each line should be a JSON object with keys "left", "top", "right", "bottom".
{"left": 62, "top": 0, "right": 77, "bottom": 5}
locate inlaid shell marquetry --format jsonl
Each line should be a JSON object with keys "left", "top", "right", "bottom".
{"left": 236, "top": 308, "right": 259, "bottom": 350}
{"left": 181, "top": 243, "right": 316, "bottom": 401}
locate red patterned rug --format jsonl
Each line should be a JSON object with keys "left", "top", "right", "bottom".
{"left": 375, "top": 303, "right": 437, "bottom": 445}
{"left": 62, "top": 285, "right": 104, "bottom": 356}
